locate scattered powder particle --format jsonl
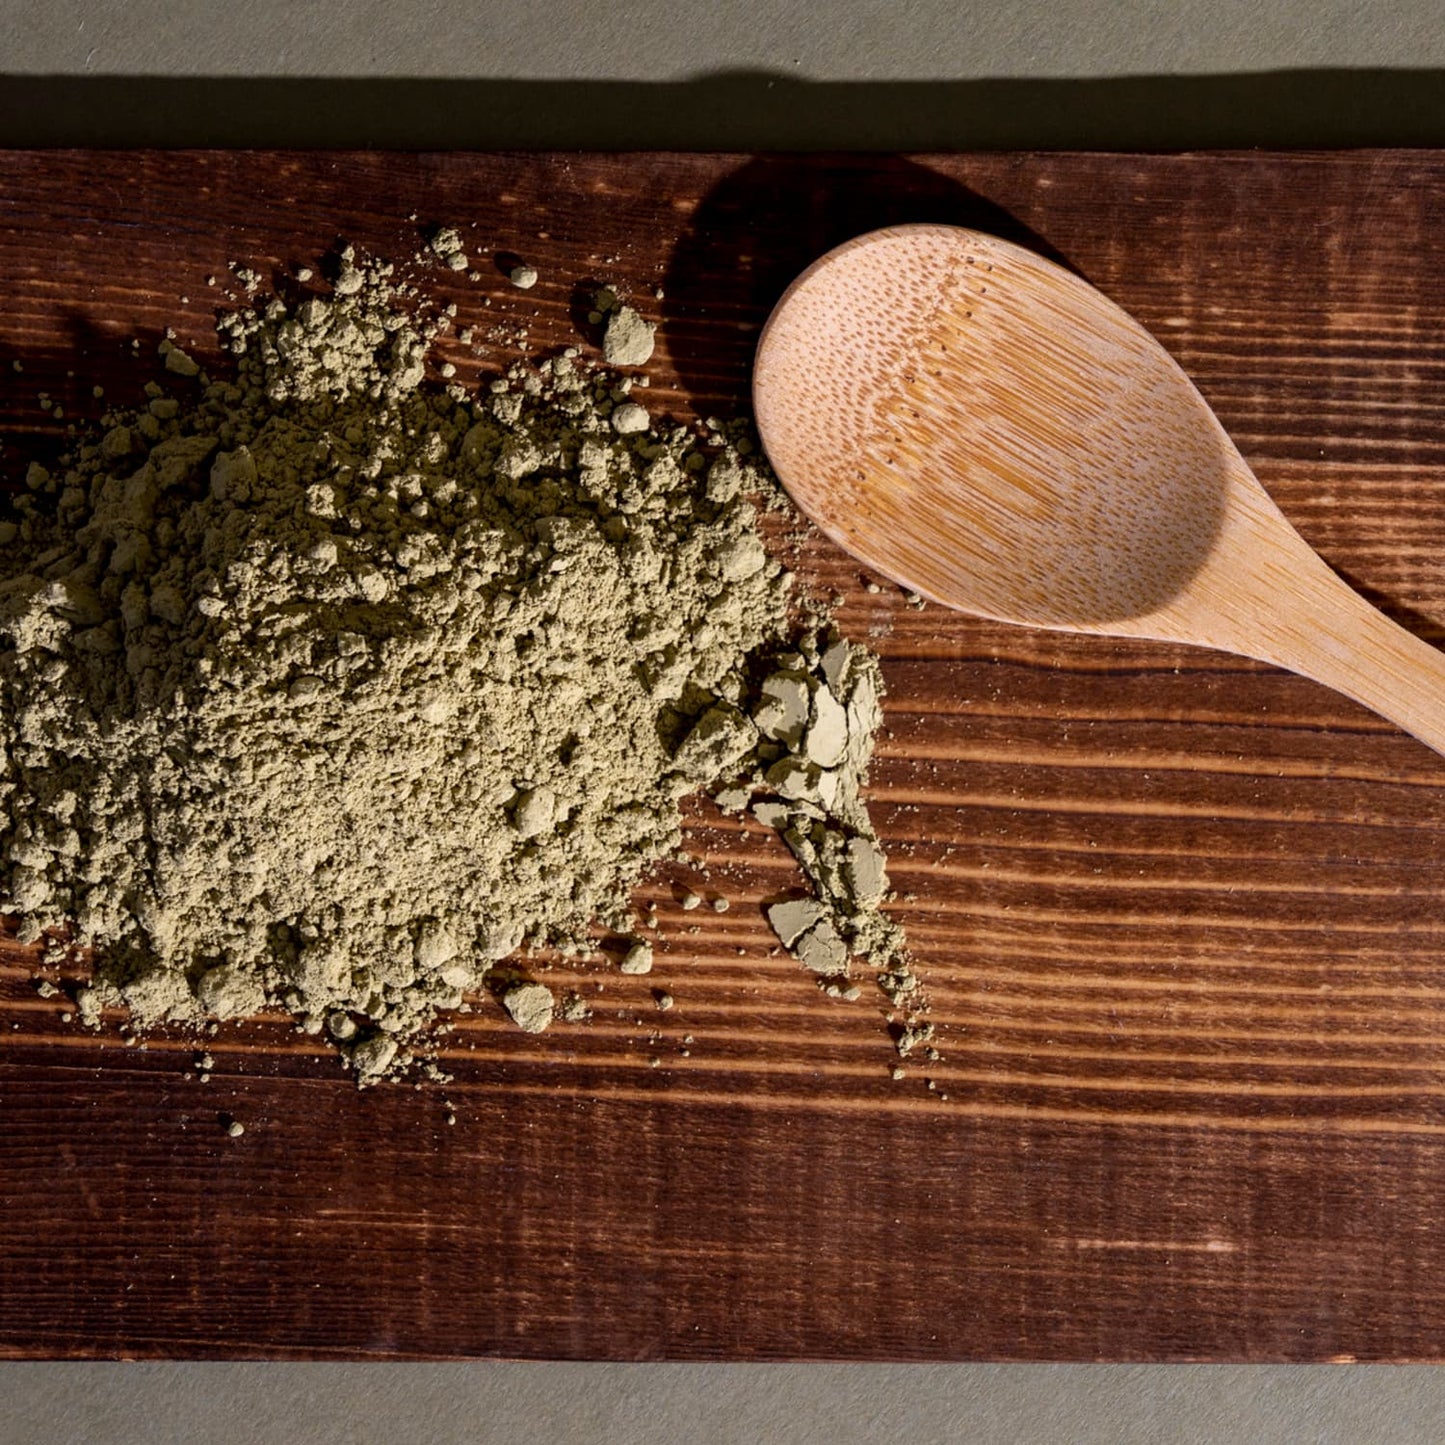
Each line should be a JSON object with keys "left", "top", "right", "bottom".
{"left": 619, "top": 940, "right": 654, "bottom": 976}
{"left": 429, "top": 227, "right": 468, "bottom": 271}
{"left": 879, "top": 967, "right": 920, "bottom": 1006}
{"left": 654, "top": 991, "right": 673, "bottom": 1011}
{"left": 601, "top": 306, "right": 655, "bottom": 367}
{"left": 711, "top": 896, "right": 729, "bottom": 914}
{"left": 680, "top": 892, "right": 703, "bottom": 912}
{"left": 333, "top": 253, "right": 365, "bottom": 296}
{"left": 503, "top": 982, "right": 554, "bottom": 1033}
{"left": 509, "top": 265, "right": 538, "bottom": 290}
{"left": 766, "top": 898, "right": 825, "bottom": 949}
{"left": 327, "top": 1012, "right": 358, "bottom": 1043}
{"left": 160, "top": 342, "right": 200, "bottom": 378}
{"left": 895, "top": 1021, "right": 935, "bottom": 1058}
{"left": 610, "top": 402, "right": 649, "bottom": 435}
{"left": 559, "top": 991, "right": 591, "bottom": 1023}
{"left": 350, "top": 1033, "right": 399, "bottom": 1080}
{"left": 225, "top": 1119, "right": 245, "bottom": 1138}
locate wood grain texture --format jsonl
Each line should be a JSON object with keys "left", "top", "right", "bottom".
{"left": 3, "top": 150, "right": 1445, "bottom": 1361}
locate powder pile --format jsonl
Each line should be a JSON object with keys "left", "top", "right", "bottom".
{"left": 0, "top": 247, "right": 909, "bottom": 1079}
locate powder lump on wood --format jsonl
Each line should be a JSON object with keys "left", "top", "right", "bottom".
{"left": 0, "top": 249, "right": 909, "bottom": 1079}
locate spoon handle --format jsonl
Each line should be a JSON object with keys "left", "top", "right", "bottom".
{"left": 1208, "top": 534, "right": 1445, "bottom": 760}
{"left": 1287, "top": 588, "right": 1445, "bottom": 759}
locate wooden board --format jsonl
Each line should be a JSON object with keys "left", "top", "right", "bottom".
{"left": 3, "top": 150, "right": 1445, "bottom": 1362}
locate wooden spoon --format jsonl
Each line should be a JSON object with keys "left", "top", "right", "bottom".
{"left": 753, "top": 224, "right": 1445, "bottom": 758}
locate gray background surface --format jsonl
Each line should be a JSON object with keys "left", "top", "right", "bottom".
{"left": 4, "top": 1, "right": 1445, "bottom": 1440}
{"left": 9, "top": 0, "right": 1445, "bottom": 77}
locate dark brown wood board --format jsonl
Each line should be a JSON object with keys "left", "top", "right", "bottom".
{"left": 3, "top": 150, "right": 1445, "bottom": 1361}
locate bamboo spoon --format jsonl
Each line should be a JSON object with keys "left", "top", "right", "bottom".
{"left": 753, "top": 224, "right": 1445, "bottom": 759}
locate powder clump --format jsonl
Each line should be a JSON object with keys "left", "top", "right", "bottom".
{"left": 502, "top": 982, "right": 554, "bottom": 1034}
{"left": 619, "top": 939, "right": 653, "bottom": 976}
{"left": 428, "top": 227, "right": 469, "bottom": 272}
{"left": 601, "top": 306, "right": 655, "bottom": 367}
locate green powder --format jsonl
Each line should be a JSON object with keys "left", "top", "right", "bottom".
{"left": 1, "top": 244, "right": 913, "bottom": 1081}
{"left": 601, "top": 305, "right": 655, "bottom": 368}
{"left": 501, "top": 981, "right": 554, "bottom": 1034}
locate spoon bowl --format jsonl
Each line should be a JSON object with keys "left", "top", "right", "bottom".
{"left": 754, "top": 224, "right": 1445, "bottom": 759}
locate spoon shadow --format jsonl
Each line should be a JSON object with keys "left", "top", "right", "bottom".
{"left": 660, "top": 154, "right": 1074, "bottom": 416}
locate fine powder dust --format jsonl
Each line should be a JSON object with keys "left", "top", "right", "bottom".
{"left": 1, "top": 245, "right": 922, "bottom": 1081}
